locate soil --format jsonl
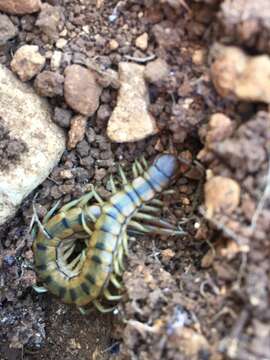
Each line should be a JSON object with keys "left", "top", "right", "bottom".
{"left": 1, "top": 1, "right": 270, "bottom": 360}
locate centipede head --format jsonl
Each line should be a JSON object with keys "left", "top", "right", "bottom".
{"left": 153, "top": 154, "right": 180, "bottom": 181}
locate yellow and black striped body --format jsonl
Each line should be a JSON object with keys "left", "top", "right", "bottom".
{"left": 33, "top": 154, "right": 180, "bottom": 307}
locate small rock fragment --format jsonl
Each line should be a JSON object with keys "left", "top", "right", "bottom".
{"left": 50, "top": 50, "right": 62, "bottom": 71}
{"left": 144, "top": 58, "right": 169, "bottom": 83}
{"left": 204, "top": 175, "right": 241, "bottom": 218}
{"left": 35, "top": 3, "right": 62, "bottom": 41}
{"left": 168, "top": 327, "right": 211, "bottom": 359}
{"left": 210, "top": 44, "right": 270, "bottom": 103}
{"left": 107, "top": 62, "right": 158, "bottom": 142}
{"left": 0, "top": 14, "right": 18, "bottom": 46}
{"left": 55, "top": 38, "right": 67, "bottom": 49}
{"left": 53, "top": 107, "right": 72, "bottom": 128}
{"left": 10, "top": 45, "right": 45, "bottom": 81}
{"left": 64, "top": 64, "right": 102, "bottom": 116}
{"left": 0, "top": 64, "right": 65, "bottom": 225}
{"left": 135, "top": 32, "right": 149, "bottom": 50}
{"left": 109, "top": 39, "right": 119, "bottom": 50}
{"left": 0, "top": 0, "right": 41, "bottom": 14}
{"left": 34, "top": 70, "right": 64, "bottom": 97}
{"left": 67, "top": 115, "right": 87, "bottom": 149}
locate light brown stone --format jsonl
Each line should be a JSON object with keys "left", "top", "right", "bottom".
{"left": 210, "top": 43, "right": 270, "bottom": 103}
{"left": 10, "top": 45, "right": 45, "bottom": 81}
{"left": 204, "top": 175, "right": 241, "bottom": 218}
{"left": 107, "top": 62, "right": 158, "bottom": 142}
{"left": 0, "top": 0, "right": 41, "bottom": 14}
{"left": 64, "top": 65, "right": 102, "bottom": 116}
{"left": 67, "top": 115, "right": 87, "bottom": 149}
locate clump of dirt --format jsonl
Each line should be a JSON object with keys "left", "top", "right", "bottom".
{"left": 0, "top": 121, "right": 28, "bottom": 170}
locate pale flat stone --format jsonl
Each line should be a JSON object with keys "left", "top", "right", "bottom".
{"left": 0, "top": 65, "right": 65, "bottom": 225}
{"left": 107, "top": 62, "right": 158, "bottom": 143}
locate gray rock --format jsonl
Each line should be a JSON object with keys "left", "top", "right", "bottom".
{"left": 0, "top": 14, "right": 17, "bottom": 46}
{"left": 0, "top": 65, "right": 66, "bottom": 225}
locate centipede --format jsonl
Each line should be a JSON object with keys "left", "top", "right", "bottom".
{"left": 33, "top": 154, "right": 186, "bottom": 313}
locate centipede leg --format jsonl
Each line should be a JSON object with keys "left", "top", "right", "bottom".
{"left": 132, "top": 163, "right": 139, "bottom": 178}
{"left": 140, "top": 156, "right": 148, "bottom": 170}
{"left": 135, "top": 159, "right": 144, "bottom": 175}
{"left": 93, "top": 300, "right": 117, "bottom": 313}
{"left": 118, "top": 165, "right": 128, "bottom": 185}
{"left": 110, "top": 273, "right": 123, "bottom": 289}
{"left": 139, "top": 205, "right": 161, "bottom": 214}
{"left": 33, "top": 285, "right": 48, "bottom": 293}
{"left": 103, "top": 288, "right": 122, "bottom": 301}
{"left": 113, "top": 255, "right": 123, "bottom": 276}
{"left": 132, "top": 212, "right": 176, "bottom": 229}
{"left": 122, "top": 232, "right": 129, "bottom": 256}
{"left": 117, "top": 245, "right": 125, "bottom": 271}
{"left": 109, "top": 175, "right": 117, "bottom": 194}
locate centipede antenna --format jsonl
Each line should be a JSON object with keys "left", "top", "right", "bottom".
{"left": 110, "top": 273, "right": 123, "bottom": 289}
{"left": 109, "top": 175, "right": 117, "bottom": 193}
{"left": 118, "top": 165, "right": 128, "bottom": 185}
{"left": 132, "top": 163, "right": 139, "bottom": 178}
{"left": 93, "top": 300, "right": 117, "bottom": 313}
{"left": 103, "top": 288, "right": 122, "bottom": 301}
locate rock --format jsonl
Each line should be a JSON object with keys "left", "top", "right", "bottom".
{"left": 34, "top": 70, "right": 64, "bottom": 97}
{"left": 109, "top": 39, "right": 119, "bottom": 50}
{"left": 210, "top": 44, "right": 270, "bottom": 103}
{"left": 135, "top": 32, "right": 149, "bottom": 50}
{"left": 219, "top": 0, "right": 270, "bottom": 52}
{"left": 204, "top": 175, "right": 241, "bottom": 218}
{"left": 144, "top": 58, "right": 169, "bottom": 83}
{"left": 50, "top": 50, "right": 62, "bottom": 71}
{"left": 0, "top": 0, "right": 41, "bottom": 14}
{"left": 53, "top": 107, "right": 72, "bottom": 128}
{"left": 64, "top": 64, "right": 102, "bottom": 116}
{"left": 107, "top": 62, "right": 158, "bottom": 142}
{"left": 35, "top": 3, "right": 62, "bottom": 41}
{"left": 0, "top": 14, "right": 18, "bottom": 46}
{"left": 0, "top": 65, "right": 65, "bottom": 225}
{"left": 55, "top": 38, "right": 67, "bottom": 49}
{"left": 67, "top": 115, "right": 87, "bottom": 149}
{"left": 10, "top": 45, "right": 45, "bottom": 81}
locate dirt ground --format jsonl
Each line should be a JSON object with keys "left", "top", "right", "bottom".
{"left": 0, "top": 0, "right": 270, "bottom": 359}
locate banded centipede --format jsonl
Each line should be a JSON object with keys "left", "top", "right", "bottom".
{"left": 33, "top": 154, "right": 185, "bottom": 313}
